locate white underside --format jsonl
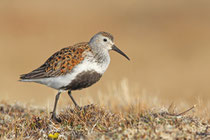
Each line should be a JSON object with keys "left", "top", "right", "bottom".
{"left": 21, "top": 53, "right": 110, "bottom": 90}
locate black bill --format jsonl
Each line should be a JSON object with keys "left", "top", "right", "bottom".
{"left": 112, "top": 45, "right": 130, "bottom": 61}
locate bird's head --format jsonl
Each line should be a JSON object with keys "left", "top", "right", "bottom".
{"left": 89, "top": 31, "right": 130, "bottom": 60}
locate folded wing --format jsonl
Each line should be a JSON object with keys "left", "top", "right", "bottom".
{"left": 20, "top": 42, "right": 91, "bottom": 80}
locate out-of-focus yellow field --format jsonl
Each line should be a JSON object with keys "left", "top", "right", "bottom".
{"left": 0, "top": 1, "right": 210, "bottom": 117}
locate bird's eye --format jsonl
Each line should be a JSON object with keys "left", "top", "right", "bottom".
{"left": 103, "top": 38, "right": 107, "bottom": 42}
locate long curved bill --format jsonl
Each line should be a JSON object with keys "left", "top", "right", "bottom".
{"left": 112, "top": 45, "right": 130, "bottom": 61}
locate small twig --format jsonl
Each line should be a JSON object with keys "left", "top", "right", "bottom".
{"left": 196, "top": 126, "right": 210, "bottom": 136}
{"left": 90, "top": 118, "right": 100, "bottom": 133}
{"left": 196, "top": 132, "right": 210, "bottom": 136}
{"left": 176, "top": 104, "right": 197, "bottom": 116}
{"left": 205, "top": 126, "right": 209, "bottom": 134}
{"left": 167, "top": 104, "right": 197, "bottom": 116}
{"left": 168, "top": 101, "right": 175, "bottom": 114}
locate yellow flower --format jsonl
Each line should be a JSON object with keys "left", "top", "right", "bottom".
{"left": 48, "top": 132, "right": 60, "bottom": 139}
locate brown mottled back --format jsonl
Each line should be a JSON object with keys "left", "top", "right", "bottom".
{"left": 20, "top": 42, "right": 91, "bottom": 79}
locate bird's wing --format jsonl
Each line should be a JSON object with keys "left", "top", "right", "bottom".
{"left": 20, "top": 42, "right": 91, "bottom": 79}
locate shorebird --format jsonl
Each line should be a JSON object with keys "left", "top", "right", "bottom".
{"left": 20, "top": 31, "right": 130, "bottom": 122}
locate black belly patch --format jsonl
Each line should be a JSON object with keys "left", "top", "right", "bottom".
{"left": 61, "top": 71, "right": 102, "bottom": 90}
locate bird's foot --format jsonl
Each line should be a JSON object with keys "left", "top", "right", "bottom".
{"left": 75, "top": 105, "right": 82, "bottom": 110}
{"left": 51, "top": 113, "right": 61, "bottom": 123}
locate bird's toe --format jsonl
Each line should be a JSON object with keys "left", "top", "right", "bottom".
{"left": 51, "top": 114, "right": 61, "bottom": 123}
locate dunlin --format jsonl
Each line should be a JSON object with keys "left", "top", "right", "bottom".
{"left": 20, "top": 31, "right": 130, "bottom": 122}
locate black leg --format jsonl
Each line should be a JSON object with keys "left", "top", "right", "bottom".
{"left": 51, "top": 91, "right": 61, "bottom": 122}
{"left": 67, "top": 90, "right": 80, "bottom": 109}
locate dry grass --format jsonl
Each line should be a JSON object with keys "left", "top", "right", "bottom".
{"left": 0, "top": 102, "right": 209, "bottom": 139}
{"left": 0, "top": 80, "right": 210, "bottom": 139}
{"left": 0, "top": 81, "right": 210, "bottom": 140}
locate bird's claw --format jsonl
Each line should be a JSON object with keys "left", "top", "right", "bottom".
{"left": 51, "top": 114, "right": 61, "bottom": 123}
{"left": 75, "top": 105, "right": 82, "bottom": 110}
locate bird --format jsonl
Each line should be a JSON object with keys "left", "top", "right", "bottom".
{"left": 19, "top": 31, "right": 130, "bottom": 122}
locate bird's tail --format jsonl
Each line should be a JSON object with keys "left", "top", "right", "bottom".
{"left": 19, "top": 65, "right": 47, "bottom": 81}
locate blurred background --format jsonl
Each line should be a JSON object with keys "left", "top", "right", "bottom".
{"left": 0, "top": 1, "right": 210, "bottom": 111}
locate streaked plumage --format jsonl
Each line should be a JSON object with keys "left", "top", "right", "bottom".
{"left": 20, "top": 31, "right": 130, "bottom": 122}
{"left": 20, "top": 42, "right": 90, "bottom": 79}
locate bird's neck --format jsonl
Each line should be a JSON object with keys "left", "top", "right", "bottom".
{"left": 86, "top": 47, "right": 110, "bottom": 74}
{"left": 94, "top": 49, "right": 110, "bottom": 62}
